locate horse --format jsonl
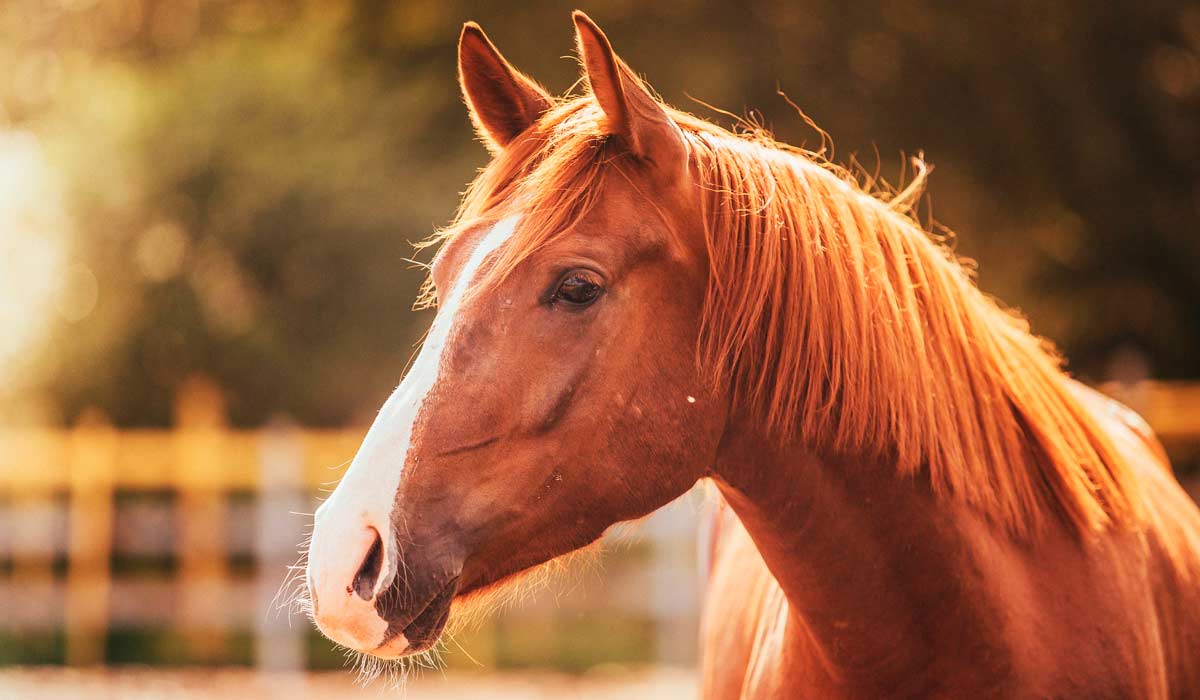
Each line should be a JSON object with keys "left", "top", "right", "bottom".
{"left": 303, "top": 12, "right": 1200, "bottom": 697}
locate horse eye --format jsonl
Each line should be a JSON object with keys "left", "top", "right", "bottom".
{"left": 553, "top": 271, "right": 603, "bottom": 307}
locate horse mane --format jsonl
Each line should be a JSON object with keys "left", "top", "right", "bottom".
{"left": 423, "top": 90, "right": 1142, "bottom": 538}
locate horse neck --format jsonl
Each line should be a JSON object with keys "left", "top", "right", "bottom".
{"left": 712, "top": 422, "right": 1016, "bottom": 689}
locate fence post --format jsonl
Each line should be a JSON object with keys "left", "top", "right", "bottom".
{"left": 255, "top": 415, "right": 308, "bottom": 682}
{"left": 65, "top": 407, "right": 117, "bottom": 665}
{"left": 3, "top": 426, "right": 67, "bottom": 656}
{"left": 174, "top": 376, "right": 230, "bottom": 661}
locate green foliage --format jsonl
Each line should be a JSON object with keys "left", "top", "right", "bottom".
{"left": 3, "top": 0, "right": 1198, "bottom": 427}
{"left": 104, "top": 627, "right": 255, "bottom": 666}
{"left": 0, "top": 631, "right": 65, "bottom": 665}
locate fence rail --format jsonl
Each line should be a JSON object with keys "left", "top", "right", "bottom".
{"left": 1, "top": 380, "right": 1198, "bottom": 667}
{"left": 0, "top": 424, "right": 364, "bottom": 492}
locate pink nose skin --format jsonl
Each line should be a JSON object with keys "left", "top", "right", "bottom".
{"left": 306, "top": 523, "right": 401, "bottom": 653}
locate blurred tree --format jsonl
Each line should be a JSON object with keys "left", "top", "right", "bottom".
{"left": 2, "top": 0, "right": 1197, "bottom": 427}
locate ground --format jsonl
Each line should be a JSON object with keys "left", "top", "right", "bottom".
{"left": 0, "top": 667, "right": 696, "bottom": 699}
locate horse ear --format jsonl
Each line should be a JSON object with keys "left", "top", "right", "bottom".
{"left": 572, "top": 11, "right": 685, "bottom": 170}
{"left": 459, "top": 22, "right": 554, "bottom": 152}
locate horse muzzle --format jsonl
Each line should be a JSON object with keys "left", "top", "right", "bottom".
{"left": 306, "top": 501, "right": 462, "bottom": 657}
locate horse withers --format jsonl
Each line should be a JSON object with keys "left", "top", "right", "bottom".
{"left": 303, "top": 12, "right": 1200, "bottom": 697}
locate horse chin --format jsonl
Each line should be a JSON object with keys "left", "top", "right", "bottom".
{"left": 370, "top": 633, "right": 412, "bottom": 659}
{"left": 371, "top": 576, "right": 457, "bottom": 659}
{"left": 369, "top": 585, "right": 497, "bottom": 659}
{"left": 371, "top": 607, "right": 452, "bottom": 659}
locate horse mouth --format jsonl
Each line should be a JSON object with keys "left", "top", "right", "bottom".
{"left": 374, "top": 577, "right": 459, "bottom": 658}
{"left": 371, "top": 569, "right": 527, "bottom": 658}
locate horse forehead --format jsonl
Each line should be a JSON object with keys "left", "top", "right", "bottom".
{"left": 431, "top": 223, "right": 495, "bottom": 290}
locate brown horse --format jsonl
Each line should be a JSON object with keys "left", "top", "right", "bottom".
{"left": 303, "top": 12, "right": 1200, "bottom": 697}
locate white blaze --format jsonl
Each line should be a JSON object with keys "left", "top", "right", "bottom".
{"left": 307, "top": 216, "right": 519, "bottom": 649}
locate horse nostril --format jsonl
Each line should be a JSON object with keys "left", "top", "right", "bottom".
{"left": 351, "top": 528, "right": 384, "bottom": 601}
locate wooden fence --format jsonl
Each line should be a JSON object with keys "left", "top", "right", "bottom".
{"left": 1, "top": 379, "right": 1198, "bottom": 667}
{"left": 0, "top": 379, "right": 366, "bottom": 666}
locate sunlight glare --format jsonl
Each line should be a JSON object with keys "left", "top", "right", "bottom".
{"left": 0, "top": 130, "right": 70, "bottom": 391}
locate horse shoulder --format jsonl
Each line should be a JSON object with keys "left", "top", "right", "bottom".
{"left": 699, "top": 501, "right": 787, "bottom": 699}
{"left": 700, "top": 498, "right": 842, "bottom": 699}
{"left": 1069, "top": 380, "right": 1200, "bottom": 695}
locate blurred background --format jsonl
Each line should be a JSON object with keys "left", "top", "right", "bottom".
{"left": 1, "top": 0, "right": 1198, "bottom": 697}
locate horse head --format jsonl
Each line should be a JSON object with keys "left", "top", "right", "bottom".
{"left": 304, "top": 12, "right": 724, "bottom": 659}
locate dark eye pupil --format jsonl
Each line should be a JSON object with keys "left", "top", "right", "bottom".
{"left": 556, "top": 274, "right": 601, "bottom": 305}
